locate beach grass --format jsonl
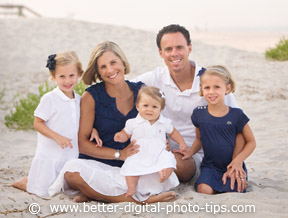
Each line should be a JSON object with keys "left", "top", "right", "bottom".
{"left": 265, "top": 37, "right": 288, "bottom": 61}
{"left": 5, "top": 81, "right": 87, "bottom": 130}
{"left": 0, "top": 87, "right": 5, "bottom": 102}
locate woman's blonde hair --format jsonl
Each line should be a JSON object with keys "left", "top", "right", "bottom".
{"left": 48, "top": 51, "right": 83, "bottom": 79}
{"left": 136, "top": 86, "right": 166, "bottom": 110}
{"left": 82, "top": 41, "right": 130, "bottom": 85}
{"left": 199, "top": 65, "right": 235, "bottom": 96}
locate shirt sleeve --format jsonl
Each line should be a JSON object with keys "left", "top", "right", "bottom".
{"left": 224, "top": 93, "right": 239, "bottom": 108}
{"left": 34, "top": 94, "right": 54, "bottom": 121}
{"left": 132, "top": 70, "right": 156, "bottom": 86}
{"left": 124, "top": 119, "right": 134, "bottom": 135}
{"left": 236, "top": 109, "right": 250, "bottom": 133}
{"left": 191, "top": 108, "right": 199, "bottom": 127}
{"left": 165, "top": 118, "right": 174, "bottom": 134}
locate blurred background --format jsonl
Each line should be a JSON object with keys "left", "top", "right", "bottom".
{"left": 1, "top": 0, "right": 288, "bottom": 32}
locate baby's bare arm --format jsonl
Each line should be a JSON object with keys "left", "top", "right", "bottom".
{"left": 168, "top": 128, "right": 188, "bottom": 151}
{"left": 114, "top": 129, "right": 131, "bottom": 143}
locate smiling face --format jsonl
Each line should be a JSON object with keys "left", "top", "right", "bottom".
{"left": 52, "top": 63, "right": 79, "bottom": 98}
{"left": 201, "top": 74, "right": 231, "bottom": 106}
{"left": 97, "top": 51, "right": 126, "bottom": 84}
{"left": 158, "top": 32, "right": 192, "bottom": 75}
{"left": 136, "top": 93, "right": 162, "bottom": 125}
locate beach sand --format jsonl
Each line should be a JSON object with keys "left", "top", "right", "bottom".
{"left": 0, "top": 18, "right": 287, "bottom": 217}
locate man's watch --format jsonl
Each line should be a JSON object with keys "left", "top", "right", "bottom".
{"left": 114, "top": 149, "right": 120, "bottom": 160}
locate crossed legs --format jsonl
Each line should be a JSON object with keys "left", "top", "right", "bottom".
{"left": 64, "top": 172, "right": 176, "bottom": 204}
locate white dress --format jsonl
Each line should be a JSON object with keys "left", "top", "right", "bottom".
{"left": 121, "top": 114, "right": 177, "bottom": 176}
{"left": 27, "top": 87, "right": 80, "bottom": 197}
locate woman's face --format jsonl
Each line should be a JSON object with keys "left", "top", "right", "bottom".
{"left": 97, "top": 51, "right": 126, "bottom": 84}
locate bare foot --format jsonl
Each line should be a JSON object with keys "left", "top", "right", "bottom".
{"left": 11, "top": 176, "right": 28, "bottom": 191}
{"left": 125, "top": 187, "right": 136, "bottom": 198}
{"left": 73, "top": 193, "right": 90, "bottom": 203}
{"left": 159, "top": 168, "right": 173, "bottom": 183}
{"left": 145, "top": 191, "right": 176, "bottom": 203}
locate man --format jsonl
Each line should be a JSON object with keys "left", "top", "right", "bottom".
{"left": 135, "top": 24, "right": 244, "bottom": 190}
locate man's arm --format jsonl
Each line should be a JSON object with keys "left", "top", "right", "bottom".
{"left": 224, "top": 93, "right": 238, "bottom": 108}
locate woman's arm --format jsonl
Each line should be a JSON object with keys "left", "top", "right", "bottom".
{"left": 78, "top": 91, "right": 117, "bottom": 159}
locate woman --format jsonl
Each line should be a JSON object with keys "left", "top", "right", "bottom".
{"left": 48, "top": 41, "right": 179, "bottom": 203}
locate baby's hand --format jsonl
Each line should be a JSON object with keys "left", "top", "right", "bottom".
{"left": 179, "top": 143, "right": 188, "bottom": 152}
{"left": 55, "top": 134, "right": 73, "bottom": 149}
{"left": 114, "top": 132, "right": 127, "bottom": 143}
{"left": 90, "top": 128, "right": 103, "bottom": 147}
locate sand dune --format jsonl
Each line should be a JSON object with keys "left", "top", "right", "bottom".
{"left": 0, "top": 18, "right": 287, "bottom": 217}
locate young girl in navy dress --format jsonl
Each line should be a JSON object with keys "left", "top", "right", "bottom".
{"left": 12, "top": 51, "right": 83, "bottom": 196}
{"left": 113, "top": 86, "right": 187, "bottom": 197}
{"left": 182, "top": 65, "right": 256, "bottom": 194}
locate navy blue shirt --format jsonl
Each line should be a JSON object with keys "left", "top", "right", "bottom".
{"left": 79, "top": 81, "right": 143, "bottom": 167}
{"left": 192, "top": 106, "right": 249, "bottom": 171}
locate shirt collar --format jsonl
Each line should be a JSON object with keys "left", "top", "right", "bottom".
{"left": 163, "top": 61, "right": 202, "bottom": 95}
{"left": 53, "top": 86, "right": 76, "bottom": 101}
{"left": 135, "top": 114, "right": 166, "bottom": 125}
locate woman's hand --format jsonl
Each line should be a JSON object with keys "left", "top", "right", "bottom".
{"left": 119, "top": 140, "right": 139, "bottom": 161}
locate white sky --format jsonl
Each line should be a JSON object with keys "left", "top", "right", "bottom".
{"left": 3, "top": 0, "right": 288, "bottom": 32}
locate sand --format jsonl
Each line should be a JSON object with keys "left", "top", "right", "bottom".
{"left": 0, "top": 18, "right": 287, "bottom": 218}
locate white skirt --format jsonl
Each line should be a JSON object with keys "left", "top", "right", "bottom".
{"left": 48, "top": 159, "right": 179, "bottom": 202}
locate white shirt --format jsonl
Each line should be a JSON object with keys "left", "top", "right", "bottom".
{"left": 135, "top": 62, "right": 238, "bottom": 151}
{"left": 121, "top": 114, "right": 176, "bottom": 176}
{"left": 34, "top": 87, "right": 80, "bottom": 160}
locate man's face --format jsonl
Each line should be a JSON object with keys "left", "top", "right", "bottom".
{"left": 158, "top": 32, "right": 192, "bottom": 74}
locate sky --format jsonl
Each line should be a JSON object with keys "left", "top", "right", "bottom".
{"left": 2, "top": 0, "right": 288, "bottom": 32}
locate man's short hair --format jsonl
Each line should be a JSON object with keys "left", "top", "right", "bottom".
{"left": 156, "top": 24, "right": 191, "bottom": 50}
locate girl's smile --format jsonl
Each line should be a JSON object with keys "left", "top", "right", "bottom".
{"left": 52, "top": 63, "right": 80, "bottom": 99}
{"left": 201, "top": 74, "right": 231, "bottom": 106}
